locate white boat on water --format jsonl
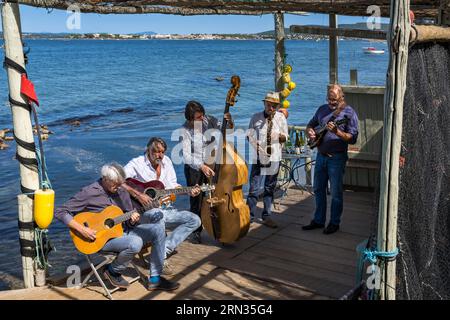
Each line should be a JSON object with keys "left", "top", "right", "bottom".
{"left": 363, "top": 46, "right": 385, "bottom": 54}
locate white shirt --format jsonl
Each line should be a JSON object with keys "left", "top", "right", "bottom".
{"left": 247, "top": 111, "right": 288, "bottom": 163}
{"left": 124, "top": 154, "right": 180, "bottom": 189}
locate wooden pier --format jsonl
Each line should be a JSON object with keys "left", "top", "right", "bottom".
{"left": 0, "top": 188, "right": 374, "bottom": 300}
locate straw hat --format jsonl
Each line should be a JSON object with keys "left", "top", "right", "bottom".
{"left": 262, "top": 91, "right": 281, "bottom": 104}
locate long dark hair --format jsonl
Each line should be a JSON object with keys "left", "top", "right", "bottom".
{"left": 184, "top": 100, "right": 205, "bottom": 121}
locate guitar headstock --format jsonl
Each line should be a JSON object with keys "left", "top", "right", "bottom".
{"left": 226, "top": 75, "right": 241, "bottom": 107}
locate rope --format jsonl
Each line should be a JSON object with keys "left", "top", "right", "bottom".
{"left": 355, "top": 237, "right": 399, "bottom": 300}
{"left": 362, "top": 247, "right": 399, "bottom": 264}
{"left": 31, "top": 103, "right": 52, "bottom": 190}
{"left": 34, "top": 228, "right": 54, "bottom": 270}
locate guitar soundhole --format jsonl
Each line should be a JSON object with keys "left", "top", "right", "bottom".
{"left": 146, "top": 189, "right": 156, "bottom": 199}
{"left": 104, "top": 218, "right": 115, "bottom": 229}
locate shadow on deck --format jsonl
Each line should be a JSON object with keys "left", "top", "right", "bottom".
{"left": 0, "top": 188, "right": 376, "bottom": 300}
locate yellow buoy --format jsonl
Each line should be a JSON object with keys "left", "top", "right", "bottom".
{"left": 34, "top": 189, "right": 55, "bottom": 229}
{"left": 288, "top": 81, "right": 296, "bottom": 90}
{"left": 280, "top": 88, "right": 291, "bottom": 98}
{"left": 283, "top": 64, "right": 293, "bottom": 73}
{"left": 282, "top": 100, "right": 290, "bottom": 108}
{"left": 282, "top": 73, "right": 291, "bottom": 83}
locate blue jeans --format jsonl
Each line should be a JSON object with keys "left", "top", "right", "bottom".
{"left": 101, "top": 210, "right": 165, "bottom": 277}
{"left": 147, "top": 207, "right": 201, "bottom": 257}
{"left": 246, "top": 161, "right": 280, "bottom": 220}
{"left": 313, "top": 152, "right": 348, "bottom": 226}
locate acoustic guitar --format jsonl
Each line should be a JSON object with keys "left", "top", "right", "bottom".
{"left": 307, "top": 116, "right": 349, "bottom": 149}
{"left": 70, "top": 196, "right": 172, "bottom": 255}
{"left": 125, "top": 178, "right": 215, "bottom": 206}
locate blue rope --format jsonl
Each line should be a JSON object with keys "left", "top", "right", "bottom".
{"left": 356, "top": 240, "right": 399, "bottom": 299}
{"left": 363, "top": 247, "right": 399, "bottom": 264}
{"left": 35, "top": 145, "right": 52, "bottom": 190}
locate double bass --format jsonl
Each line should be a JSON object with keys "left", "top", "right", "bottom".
{"left": 201, "top": 75, "right": 250, "bottom": 244}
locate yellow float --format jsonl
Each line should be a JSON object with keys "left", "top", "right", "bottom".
{"left": 280, "top": 88, "right": 291, "bottom": 98}
{"left": 34, "top": 189, "right": 55, "bottom": 229}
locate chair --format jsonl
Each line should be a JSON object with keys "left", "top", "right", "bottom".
{"left": 80, "top": 252, "right": 148, "bottom": 300}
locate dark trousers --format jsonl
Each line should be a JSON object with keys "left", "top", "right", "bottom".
{"left": 184, "top": 164, "right": 206, "bottom": 233}
{"left": 246, "top": 161, "right": 280, "bottom": 220}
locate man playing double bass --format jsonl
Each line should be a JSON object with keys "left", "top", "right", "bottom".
{"left": 181, "top": 100, "right": 234, "bottom": 244}
{"left": 246, "top": 91, "right": 288, "bottom": 228}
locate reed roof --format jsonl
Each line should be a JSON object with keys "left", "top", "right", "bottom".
{"left": 16, "top": 1, "right": 446, "bottom": 18}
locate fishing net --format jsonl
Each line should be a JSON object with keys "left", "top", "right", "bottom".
{"left": 396, "top": 42, "right": 450, "bottom": 300}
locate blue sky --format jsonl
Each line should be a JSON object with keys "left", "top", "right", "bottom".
{"left": 19, "top": 6, "right": 387, "bottom": 34}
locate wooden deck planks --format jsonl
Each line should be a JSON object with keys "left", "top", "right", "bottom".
{"left": 0, "top": 188, "right": 374, "bottom": 300}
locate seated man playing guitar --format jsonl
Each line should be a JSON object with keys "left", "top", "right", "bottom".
{"left": 122, "top": 137, "right": 202, "bottom": 268}
{"left": 55, "top": 162, "right": 179, "bottom": 291}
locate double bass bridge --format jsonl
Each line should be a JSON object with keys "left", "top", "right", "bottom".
{"left": 206, "top": 197, "right": 226, "bottom": 207}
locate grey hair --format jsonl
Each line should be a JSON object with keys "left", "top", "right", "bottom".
{"left": 146, "top": 137, "right": 167, "bottom": 152}
{"left": 100, "top": 162, "right": 126, "bottom": 183}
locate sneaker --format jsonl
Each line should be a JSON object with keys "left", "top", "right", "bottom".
{"left": 262, "top": 217, "right": 278, "bottom": 229}
{"left": 166, "top": 249, "right": 178, "bottom": 259}
{"left": 103, "top": 265, "right": 130, "bottom": 288}
{"left": 302, "top": 220, "right": 325, "bottom": 231}
{"left": 323, "top": 224, "right": 339, "bottom": 235}
{"left": 162, "top": 261, "right": 175, "bottom": 276}
{"left": 190, "top": 231, "right": 202, "bottom": 244}
{"left": 147, "top": 276, "right": 180, "bottom": 291}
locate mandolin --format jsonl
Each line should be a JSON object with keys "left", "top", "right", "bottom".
{"left": 307, "top": 116, "right": 349, "bottom": 149}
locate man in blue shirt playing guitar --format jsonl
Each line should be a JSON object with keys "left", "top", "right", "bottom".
{"left": 303, "top": 85, "right": 359, "bottom": 234}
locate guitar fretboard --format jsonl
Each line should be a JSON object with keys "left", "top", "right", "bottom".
{"left": 158, "top": 186, "right": 196, "bottom": 197}
{"left": 112, "top": 200, "right": 159, "bottom": 226}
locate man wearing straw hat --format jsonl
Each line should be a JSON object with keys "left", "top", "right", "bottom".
{"left": 246, "top": 91, "right": 289, "bottom": 228}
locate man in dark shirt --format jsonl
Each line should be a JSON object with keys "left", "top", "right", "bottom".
{"left": 302, "top": 85, "right": 359, "bottom": 234}
{"left": 55, "top": 162, "right": 179, "bottom": 291}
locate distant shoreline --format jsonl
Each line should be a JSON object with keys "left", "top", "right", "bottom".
{"left": 21, "top": 37, "right": 386, "bottom": 42}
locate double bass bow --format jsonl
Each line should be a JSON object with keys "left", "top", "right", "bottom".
{"left": 201, "top": 75, "right": 250, "bottom": 244}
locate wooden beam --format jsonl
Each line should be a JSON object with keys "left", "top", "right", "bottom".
{"left": 274, "top": 12, "right": 285, "bottom": 92}
{"left": 377, "top": 0, "right": 411, "bottom": 301}
{"left": 290, "top": 25, "right": 387, "bottom": 40}
{"left": 410, "top": 24, "right": 450, "bottom": 42}
{"left": 329, "top": 14, "right": 338, "bottom": 84}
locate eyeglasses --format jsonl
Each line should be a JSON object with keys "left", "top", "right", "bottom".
{"left": 266, "top": 103, "right": 279, "bottom": 109}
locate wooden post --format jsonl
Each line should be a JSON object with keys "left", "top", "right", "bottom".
{"left": 18, "top": 195, "right": 35, "bottom": 288}
{"left": 377, "top": 0, "right": 410, "bottom": 300}
{"left": 2, "top": 2, "right": 39, "bottom": 288}
{"left": 329, "top": 14, "right": 338, "bottom": 84}
{"left": 350, "top": 69, "right": 358, "bottom": 85}
{"left": 274, "top": 12, "right": 285, "bottom": 91}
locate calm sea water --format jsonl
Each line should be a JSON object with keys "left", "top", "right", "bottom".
{"left": 0, "top": 39, "right": 388, "bottom": 290}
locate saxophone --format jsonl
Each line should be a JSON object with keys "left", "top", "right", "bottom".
{"left": 266, "top": 113, "right": 274, "bottom": 156}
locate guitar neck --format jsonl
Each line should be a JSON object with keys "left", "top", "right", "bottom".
{"left": 113, "top": 200, "right": 158, "bottom": 225}
{"left": 160, "top": 186, "right": 195, "bottom": 196}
